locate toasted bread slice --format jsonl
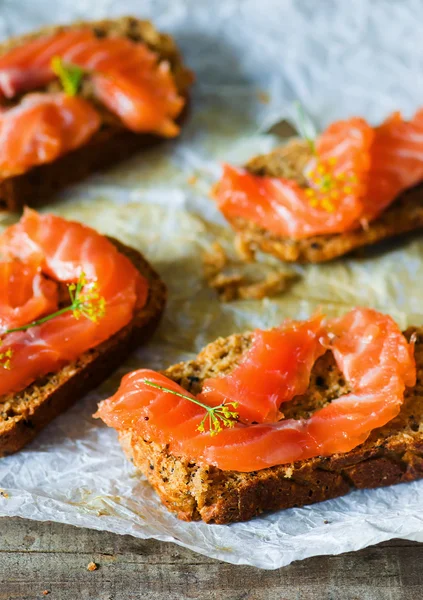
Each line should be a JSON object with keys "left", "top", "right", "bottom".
{"left": 0, "top": 239, "right": 166, "bottom": 457}
{"left": 224, "top": 140, "right": 423, "bottom": 263}
{"left": 0, "top": 16, "right": 193, "bottom": 212}
{"left": 118, "top": 327, "right": 423, "bottom": 524}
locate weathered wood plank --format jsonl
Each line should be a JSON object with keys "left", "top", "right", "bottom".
{"left": 0, "top": 518, "right": 421, "bottom": 600}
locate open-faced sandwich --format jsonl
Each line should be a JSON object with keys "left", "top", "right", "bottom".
{"left": 0, "top": 209, "right": 166, "bottom": 456}
{"left": 95, "top": 307, "right": 423, "bottom": 524}
{"left": 0, "top": 16, "right": 193, "bottom": 211}
{"left": 213, "top": 111, "right": 423, "bottom": 262}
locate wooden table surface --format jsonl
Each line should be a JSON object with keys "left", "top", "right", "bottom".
{"left": 0, "top": 518, "right": 421, "bottom": 599}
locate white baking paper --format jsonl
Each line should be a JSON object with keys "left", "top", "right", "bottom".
{"left": 1, "top": 0, "right": 423, "bottom": 569}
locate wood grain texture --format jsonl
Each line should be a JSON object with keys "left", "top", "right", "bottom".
{"left": 0, "top": 518, "right": 422, "bottom": 599}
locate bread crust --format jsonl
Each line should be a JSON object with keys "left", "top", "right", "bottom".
{"left": 224, "top": 142, "right": 423, "bottom": 263}
{"left": 0, "top": 239, "right": 166, "bottom": 457}
{"left": 120, "top": 327, "right": 423, "bottom": 524}
{"left": 0, "top": 16, "right": 193, "bottom": 211}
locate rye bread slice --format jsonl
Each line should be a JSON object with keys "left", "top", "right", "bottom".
{"left": 118, "top": 326, "right": 423, "bottom": 524}
{"left": 0, "top": 16, "right": 193, "bottom": 212}
{"left": 0, "top": 238, "right": 166, "bottom": 457}
{"left": 224, "top": 140, "right": 423, "bottom": 263}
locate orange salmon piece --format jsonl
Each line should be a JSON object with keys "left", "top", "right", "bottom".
{"left": 214, "top": 119, "right": 374, "bottom": 238}
{"left": 0, "top": 93, "right": 100, "bottom": 177}
{"left": 0, "top": 259, "right": 58, "bottom": 331}
{"left": 0, "top": 30, "right": 185, "bottom": 137}
{"left": 199, "top": 314, "right": 326, "bottom": 424}
{"left": 0, "top": 209, "right": 148, "bottom": 396}
{"left": 96, "top": 309, "right": 416, "bottom": 472}
{"left": 215, "top": 111, "right": 423, "bottom": 238}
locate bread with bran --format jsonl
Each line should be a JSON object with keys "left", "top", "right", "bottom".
{"left": 117, "top": 326, "right": 423, "bottom": 524}
{"left": 224, "top": 140, "right": 423, "bottom": 263}
{"left": 0, "top": 16, "right": 193, "bottom": 212}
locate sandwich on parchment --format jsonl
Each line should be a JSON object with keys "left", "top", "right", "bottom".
{"left": 96, "top": 307, "right": 423, "bottom": 524}
{"left": 0, "top": 16, "right": 193, "bottom": 211}
{"left": 0, "top": 209, "right": 166, "bottom": 456}
{"left": 213, "top": 111, "right": 423, "bottom": 263}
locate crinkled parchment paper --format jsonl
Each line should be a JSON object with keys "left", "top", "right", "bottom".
{"left": 1, "top": 0, "right": 423, "bottom": 570}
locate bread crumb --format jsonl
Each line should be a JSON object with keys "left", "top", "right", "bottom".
{"left": 208, "top": 273, "right": 245, "bottom": 302}
{"left": 42, "top": 591, "right": 50, "bottom": 596}
{"left": 87, "top": 562, "right": 98, "bottom": 572}
{"left": 237, "top": 272, "right": 297, "bottom": 300}
{"left": 0, "top": 489, "right": 9, "bottom": 499}
{"left": 234, "top": 234, "right": 255, "bottom": 263}
{"left": 203, "top": 241, "right": 298, "bottom": 302}
{"left": 284, "top": 467, "right": 293, "bottom": 479}
{"left": 203, "top": 242, "right": 228, "bottom": 277}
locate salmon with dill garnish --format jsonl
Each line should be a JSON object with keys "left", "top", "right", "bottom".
{"left": 0, "top": 28, "right": 184, "bottom": 136}
{"left": 0, "top": 209, "right": 148, "bottom": 396}
{"left": 0, "top": 27, "right": 186, "bottom": 178}
{"left": 214, "top": 110, "right": 423, "bottom": 239}
{"left": 95, "top": 308, "right": 415, "bottom": 473}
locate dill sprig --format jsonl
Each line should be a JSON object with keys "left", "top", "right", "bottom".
{"left": 0, "top": 272, "right": 106, "bottom": 369}
{"left": 294, "top": 102, "right": 358, "bottom": 213}
{"left": 0, "top": 343, "right": 12, "bottom": 370}
{"left": 143, "top": 379, "right": 239, "bottom": 436}
{"left": 67, "top": 273, "right": 106, "bottom": 323}
{"left": 305, "top": 158, "right": 359, "bottom": 212}
{"left": 294, "top": 101, "right": 317, "bottom": 155}
{"left": 51, "top": 56, "right": 85, "bottom": 96}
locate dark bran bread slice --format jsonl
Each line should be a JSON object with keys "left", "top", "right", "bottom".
{"left": 118, "top": 326, "right": 423, "bottom": 524}
{"left": 224, "top": 140, "right": 423, "bottom": 263}
{"left": 0, "top": 238, "right": 166, "bottom": 457}
{"left": 0, "top": 16, "right": 193, "bottom": 212}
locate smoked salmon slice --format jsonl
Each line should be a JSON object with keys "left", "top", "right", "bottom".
{"left": 0, "top": 29, "right": 184, "bottom": 137}
{"left": 214, "top": 110, "right": 423, "bottom": 239}
{"left": 0, "top": 209, "right": 148, "bottom": 397}
{"left": 0, "top": 258, "right": 58, "bottom": 331}
{"left": 95, "top": 308, "right": 416, "bottom": 472}
{"left": 364, "top": 110, "right": 423, "bottom": 219}
{"left": 0, "top": 93, "right": 101, "bottom": 177}
{"left": 198, "top": 314, "right": 326, "bottom": 424}
{"left": 62, "top": 36, "right": 184, "bottom": 137}
{"left": 0, "top": 30, "right": 94, "bottom": 98}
